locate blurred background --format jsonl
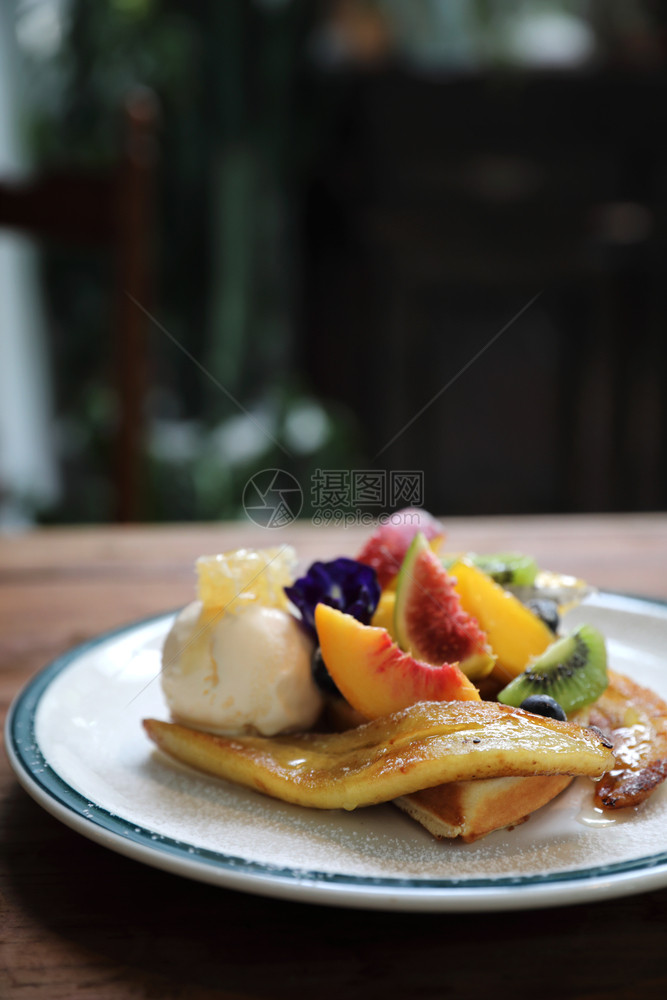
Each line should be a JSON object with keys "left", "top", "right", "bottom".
{"left": 1, "top": 0, "right": 666, "bottom": 528}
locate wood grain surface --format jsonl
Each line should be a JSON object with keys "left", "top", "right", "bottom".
{"left": 2, "top": 515, "right": 667, "bottom": 1000}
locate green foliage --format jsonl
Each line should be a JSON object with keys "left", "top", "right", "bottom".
{"left": 22, "top": 0, "right": 361, "bottom": 522}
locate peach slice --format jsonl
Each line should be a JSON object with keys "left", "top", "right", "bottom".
{"left": 315, "top": 603, "right": 480, "bottom": 719}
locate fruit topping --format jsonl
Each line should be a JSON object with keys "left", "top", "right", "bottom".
{"left": 143, "top": 699, "right": 614, "bottom": 811}
{"left": 472, "top": 551, "right": 539, "bottom": 586}
{"left": 449, "top": 559, "right": 554, "bottom": 684}
{"left": 519, "top": 694, "right": 568, "bottom": 722}
{"left": 314, "top": 603, "right": 480, "bottom": 719}
{"left": 370, "top": 590, "right": 398, "bottom": 639}
{"left": 524, "top": 597, "right": 560, "bottom": 634}
{"left": 498, "top": 624, "right": 608, "bottom": 716}
{"left": 508, "top": 570, "right": 594, "bottom": 614}
{"left": 285, "top": 557, "right": 380, "bottom": 639}
{"left": 356, "top": 508, "right": 444, "bottom": 588}
{"left": 443, "top": 551, "right": 538, "bottom": 587}
{"left": 394, "top": 533, "right": 495, "bottom": 681}
{"left": 196, "top": 547, "right": 297, "bottom": 611}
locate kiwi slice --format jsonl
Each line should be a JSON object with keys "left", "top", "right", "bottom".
{"left": 497, "top": 624, "right": 608, "bottom": 715}
{"left": 442, "top": 551, "right": 538, "bottom": 587}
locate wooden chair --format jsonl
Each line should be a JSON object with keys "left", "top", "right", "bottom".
{"left": 0, "top": 87, "right": 159, "bottom": 521}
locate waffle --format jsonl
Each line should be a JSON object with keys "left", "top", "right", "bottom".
{"left": 395, "top": 774, "right": 573, "bottom": 842}
{"left": 324, "top": 696, "right": 578, "bottom": 841}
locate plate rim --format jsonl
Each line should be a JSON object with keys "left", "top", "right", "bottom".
{"left": 6, "top": 594, "right": 667, "bottom": 911}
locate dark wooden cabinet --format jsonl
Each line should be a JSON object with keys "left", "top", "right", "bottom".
{"left": 299, "top": 70, "right": 667, "bottom": 513}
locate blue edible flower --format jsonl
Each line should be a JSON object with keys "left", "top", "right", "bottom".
{"left": 285, "top": 557, "right": 381, "bottom": 640}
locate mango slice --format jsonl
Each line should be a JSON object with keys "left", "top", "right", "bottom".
{"left": 371, "top": 590, "right": 398, "bottom": 638}
{"left": 450, "top": 560, "right": 553, "bottom": 685}
{"left": 144, "top": 701, "right": 614, "bottom": 811}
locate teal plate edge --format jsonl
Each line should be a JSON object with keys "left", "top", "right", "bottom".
{"left": 6, "top": 597, "right": 667, "bottom": 908}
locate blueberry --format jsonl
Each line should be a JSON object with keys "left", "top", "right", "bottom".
{"left": 525, "top": 598, "right": 560, "bottom": 633}
{"left": 311, "top": 647, "right": 340, "bottom": 696}
{"left": 519, "top": 694, "right": 567, "bottom": 721}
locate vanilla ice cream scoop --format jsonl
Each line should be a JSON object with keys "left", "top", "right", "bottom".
{"left": 161, "top": 602, "right": 323, "bottom": 736}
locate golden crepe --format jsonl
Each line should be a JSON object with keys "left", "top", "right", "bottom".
{"left": 144, "top": 700, "right": 613, "bottom": 816}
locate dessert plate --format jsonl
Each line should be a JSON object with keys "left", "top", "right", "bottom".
{"left": 6, "top": 592, "right": 667, "bottom": 912}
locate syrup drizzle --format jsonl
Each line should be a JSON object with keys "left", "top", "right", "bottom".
{"left": 576, "top": 800, "right": 618, "bottom": 829}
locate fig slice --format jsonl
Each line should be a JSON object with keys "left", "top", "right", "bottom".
{"left": 394, "top": 533, "right": 495, "bottom": 680}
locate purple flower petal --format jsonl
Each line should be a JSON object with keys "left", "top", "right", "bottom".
{"left": 285, "top": 557, "right": 381, "bottom": 639}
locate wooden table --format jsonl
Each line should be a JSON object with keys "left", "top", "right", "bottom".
{"left": 2, "top": 515, "right": 667, "bottom": 999}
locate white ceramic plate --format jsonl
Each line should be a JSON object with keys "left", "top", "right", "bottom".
{"left": 6, "top": 592, "right": 667, "bottom": 912}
